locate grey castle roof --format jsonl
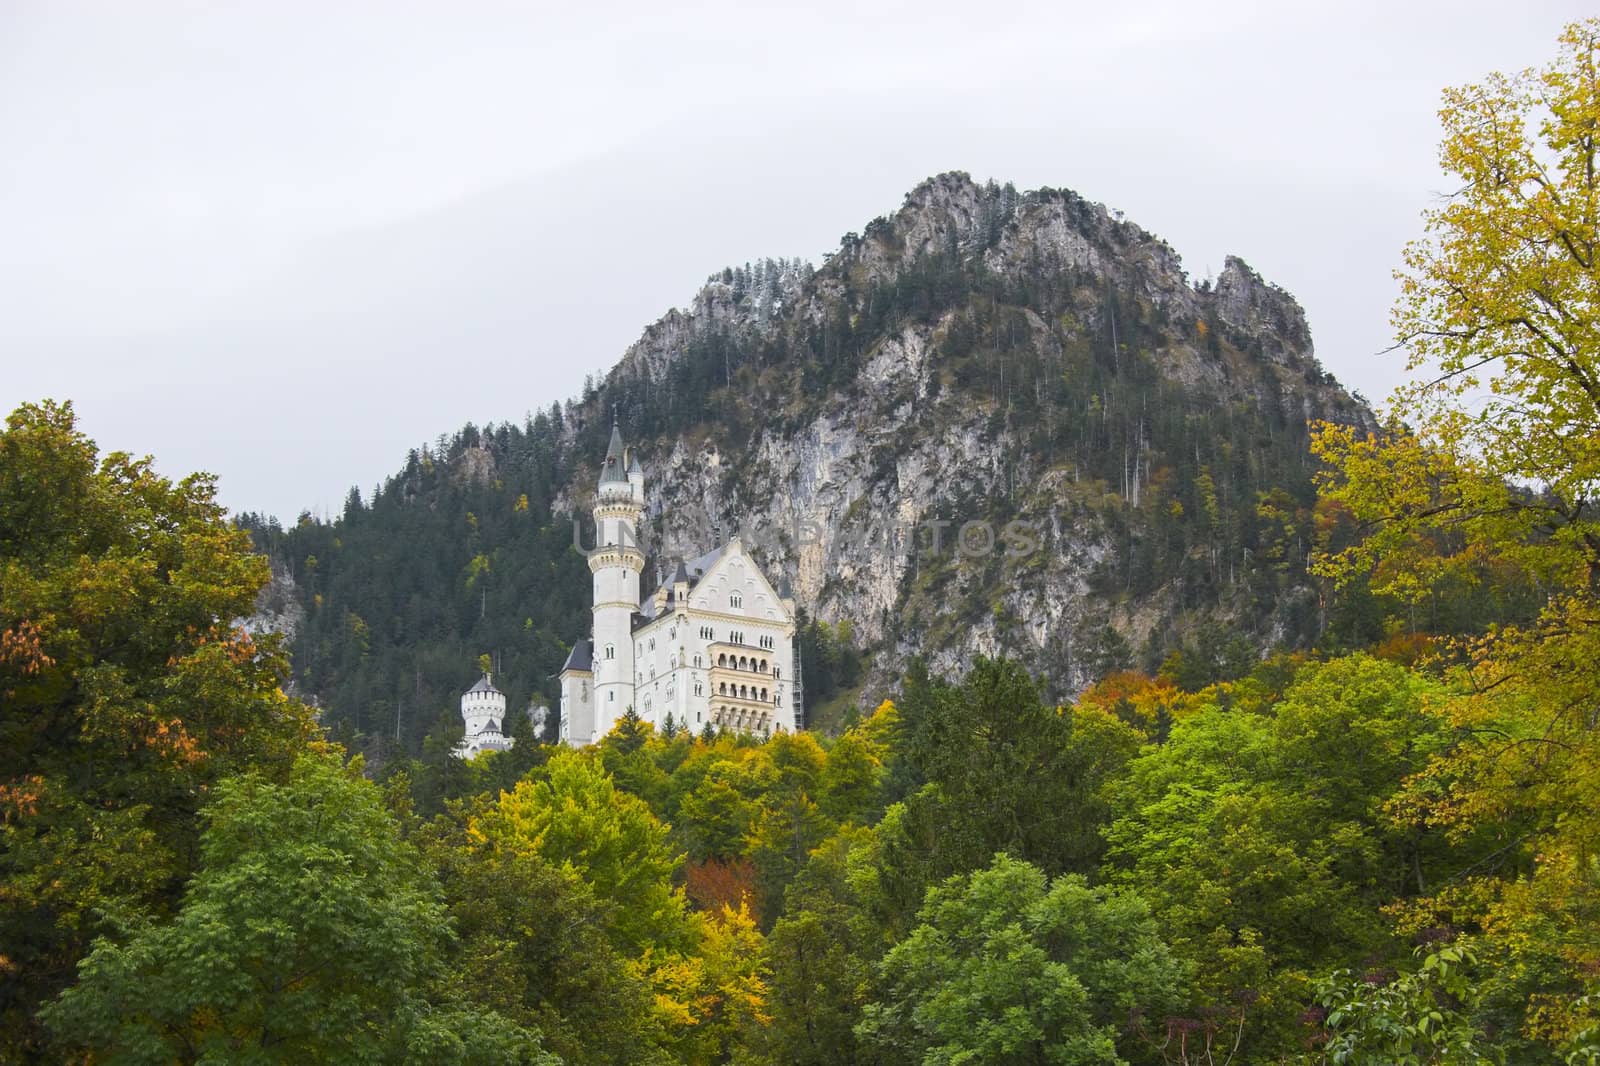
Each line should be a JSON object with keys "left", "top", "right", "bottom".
{"left": 599, "top": 423, "right": 627, "bottom": 485}
{"left": 561, "top": 638, "right": 592, "bottom": 673}
{"left": 467, "top": 674, "right": 500, "bottom": 695}
{"left": 686, "top": 544, "right": 724, "bottom": 580}
{"left": 627, "top": 451, "right": 643, "bottom": 477}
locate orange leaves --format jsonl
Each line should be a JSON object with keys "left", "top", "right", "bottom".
{"left": 1076, "top": 670, "right": 1203, "bottom": 732}
{"left": 0, "top": 620, "right": 54, "bottom": 699}
{"left": 685, "top": 857, "right": 758, "bottom": 918}
{"left": 143, "top": 717, "right": 205, "bottom": 768}
{"left": 0, "top": 620, "right": 52, "bottom": 675}
{"left": 0, "top": 776, "right": 45, "bottom": 822}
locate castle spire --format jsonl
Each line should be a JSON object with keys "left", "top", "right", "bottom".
{"left": 599, "top": 419, "right": 627, "bottom": 486}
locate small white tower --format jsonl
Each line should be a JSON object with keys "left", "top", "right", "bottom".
{"left": 589, "top": 419, "right": 644, "bottom": 740}
{"left": 454, "top": 673, "right": 514, "bottom": 758}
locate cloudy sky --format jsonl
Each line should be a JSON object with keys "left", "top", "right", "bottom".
{"left": 2, "top": 2, "right": 1590, "bottom": 522}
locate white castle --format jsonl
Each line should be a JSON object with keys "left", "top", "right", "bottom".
{"left": 559, "top": 421, "right": 799, "bottom": 746}
{"left": 453, "top": 673, "right": 515, "bottom": 758}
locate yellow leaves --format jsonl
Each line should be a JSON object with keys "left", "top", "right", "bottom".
{"left": 646, "top": 952, "right": 704, "bottom": 1030}
{"left": 1309, "top": 418, "right": 1569, "bottom": 609}
{"left": 1391, "top": 19, "right": 1600, "bottom": 505}
{"left": 514, "top": 493, "right": 530, "bottom": 513}
{"left": 701, "top": 899, "right": 771, "bottom": 1025}
{"left": 644, "top": 899, "right": 772, "bottom": 1060}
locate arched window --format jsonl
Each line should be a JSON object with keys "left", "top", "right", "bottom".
{"left": 605, "top": 644, "right": 615, "bottom": 660}
{"left": 730, "top": 592, "right": 742, "bottom": 608}
{"left": 718, "top": 653, "right": 727, "bottom": 667}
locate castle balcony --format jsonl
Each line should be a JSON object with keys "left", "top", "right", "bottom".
{"left": 707, "top": 641, "right": 772, "bottom": 675}
{"left": 708, "top": 668, "right": 777, "bottom": 706}
{"left": 708, "top": 696, "right": 777, "bottom": 737}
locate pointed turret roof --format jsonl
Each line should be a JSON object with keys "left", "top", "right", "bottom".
{"left": 669, "top": 558, "right": 690, "bottom": 585}
{"left": 467, "top": 673, "right": 500, "bottom": 695}
{"left": 599, "top": 421, "right": 627, "bottom": 485}
{"left": 627, "top": 450, "right": 643, "bottom": 478}
{"left": 561, "top": 638, "right": 592, "bottom": 673}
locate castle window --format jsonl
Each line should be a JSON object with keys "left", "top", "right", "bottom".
{"left": 608, "top": 691, "right": 614, "bottom": 702}
{"left": 605, "top": 644, "right": 615, "bottom": 660}
{"left": 694, "top": 654, "right": 702, "bottom": 668}
{"left": 730, "top": 593, "right": 742, "bottom": 608}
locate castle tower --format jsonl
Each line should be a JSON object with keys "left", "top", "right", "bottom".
{"left": 461, "top": 673, "right": 506, "bottom": 736}
{"left": 589, "top": 419, "right": 644, "bottom": 739}
{"left": 455, "top": 672, "right": 513, "bottom": 758}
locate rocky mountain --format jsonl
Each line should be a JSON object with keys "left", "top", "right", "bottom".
{"left": 245, "top": 172, "right": 1374, "bottom": 748}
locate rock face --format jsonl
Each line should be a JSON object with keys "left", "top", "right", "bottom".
{"left": 242, "top": 558, "right": 305, "bottom": 644}
{"left": 558, "top": 172, "right": 1373, "bottom": 698}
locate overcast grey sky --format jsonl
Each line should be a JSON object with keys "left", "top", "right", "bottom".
{"left": 2, "top": 2, "right": 1590, "bottom": 522}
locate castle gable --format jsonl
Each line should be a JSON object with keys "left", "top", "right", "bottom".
{"left": 689, "top": 540, "right": 788, "bottom": 623}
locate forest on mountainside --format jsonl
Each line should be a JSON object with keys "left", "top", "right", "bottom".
{"left": 6, "top": 19, "right": 1600, "bottom": 1066}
